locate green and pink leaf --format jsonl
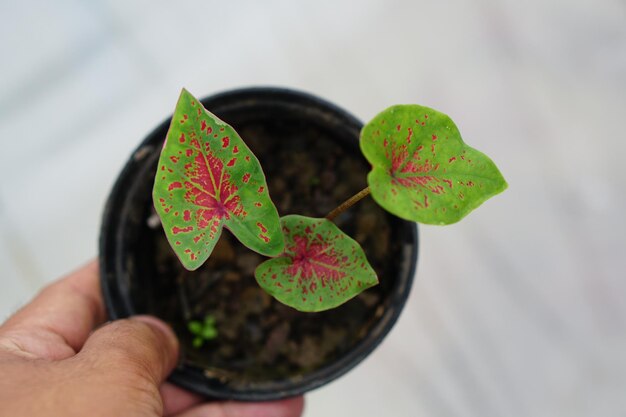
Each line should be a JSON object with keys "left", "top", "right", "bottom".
{"left": 153, "top": 89, "right": 283, "bottom": 270}
{"left": 255, "top": 215, "right": 378, "bottom": 312}
{"left": 360, "top": 105, "right": 507, "bottom": 224}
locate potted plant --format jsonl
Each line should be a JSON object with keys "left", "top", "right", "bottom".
{"left": 100, "top": 87, "right": 506, "bottom": 400}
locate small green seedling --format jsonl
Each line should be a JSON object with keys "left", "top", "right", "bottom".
{"left": 154, "top": 89, "right": 507, "bottom": 312}
{"left": 188, "top": 315, "right": 218, "bottom": 348}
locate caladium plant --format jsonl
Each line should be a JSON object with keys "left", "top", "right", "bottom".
{"left": 154, "top": 89, "right": 507, "bottom": 313}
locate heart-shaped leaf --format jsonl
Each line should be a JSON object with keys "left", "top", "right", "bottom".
{"left": 153, "top": 89, "right": 284, "bottom": 270}
{"left": 360, "top": 105, "right": 507, "bottom": 224}
{"left": 255, "top": 215, "right": 378, "bottom": 312}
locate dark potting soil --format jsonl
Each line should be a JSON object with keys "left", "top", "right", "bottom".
{"left": 139, "top": 119, "right": 402, "bottom": 386}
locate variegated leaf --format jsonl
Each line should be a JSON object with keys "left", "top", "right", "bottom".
{"left": 153, "top": 89, "right": 283, "bottom": 270}
{"left": 360, "top": 105, "right": 507, "bottom": 224}
{"left": 255, "top": 215, "right": 378, "bottom": 312}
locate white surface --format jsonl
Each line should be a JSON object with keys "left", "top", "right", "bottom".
{"left": 1, "top": 0, "right": 625, "bottom": 416}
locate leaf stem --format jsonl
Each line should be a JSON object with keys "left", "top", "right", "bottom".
{"left": 326, "top": 186, "right": 371, "bottom": 221}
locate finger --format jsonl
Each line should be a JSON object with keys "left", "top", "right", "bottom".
{"left": 173, "top": 396, "right": 305, "bottom": 417}
{"left": 77, "top": 316, "right": 179, "bottom": 386}
{"left": 0, "top": 260, "right": 106, "bottom": 359}
{"left": 161, "top": 383, "right": 204, "bottom": 416}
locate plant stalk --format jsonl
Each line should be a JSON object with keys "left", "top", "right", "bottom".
{"left": 326, "top": 186, "right": 371, "bottom": 221}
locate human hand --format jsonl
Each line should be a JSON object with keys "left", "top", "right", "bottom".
{"left": 0, "top": 261, "right": 304, "bottom": 417}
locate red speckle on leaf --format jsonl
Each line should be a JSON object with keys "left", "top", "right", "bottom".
{"left": 254, "top": 202, "right": 262, "bottom": 207}
{"left": 258, "top": 186, "right": 265, "bottom": 193}
{"left": 227, "top": 158, "right": 236, "bottom": 167}
{"left": 259, "top": 234, "right": 270, "bottom": 243}
{"left": 285, "top": 236, "right": 346, "bottom": 294}
{"left": 233, "top": 145, "right": 239, "bottom": 154}
{"left": 201, "top": 120, "right": 207, "bottom": 131}
{"left": 407, "top": 127, "right": 413, "bottom": 143}
{"left": 219, "top": 127, "right": 225, "bottom": 132}
{"left": 443, "top": 179, "right": 453, "bottom": 188}
{"left": 431, "top": 185, "right": 445, "bottom": 194}
{"left": 222, "top": 136, "right": 230, "bottom": 148}
{"left": 183, "top": 148, "right": 244, "bottom": 229}
{"left": 179, "top": 133, "right": 186, "bottom": 143}
{"left": 242, "top": 173, "right": 251, "bottom": 183}
{"left": 193, "top": 234, "right": 203, "bottom": 243}
{"left": 170, "top": 156, "right": 179, "bottom": 163}
{"left": 168, "top": 181, "right": 182, "bottom": 191}
{"left": 424, "top": 114, "right": 429, "bottom": 119}
{"left": 245, "top": 156, "right": 251, "bottom": 162}
{"left": 396, "top": 124, "right": 401, "bottom": 131}
{"left": 172, "top": 225, "right": 194, "bottom": 234}
{"left": 175, "top": 241, "right": 181, "bottom": 245}
{"left": 387, "top": 142, "right": 441, "bottom": 189}
{"left": 186, "top": 149, "right": 194, "bottom": 157}
{"left": 257, "top": 222, "right": 268, "bottom": 233}
{"left": 432, "top": 135, "right": 438, "bottom": 141}
{"left": 190, "top": 253, "right": 196, "bottom": 261}
{"left": 449, "top": 157, "right": 456, "bottom": 163}
{"left": 183, "top": 210, "right": 191, "bottom": 221}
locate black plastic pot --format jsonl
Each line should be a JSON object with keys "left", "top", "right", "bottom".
{"left": 99, "top": 87, "right": 418, "bottom": 401}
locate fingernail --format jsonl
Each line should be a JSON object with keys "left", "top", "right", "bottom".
{"left": 132, "top": 315, "right": 179, "bottom": 352}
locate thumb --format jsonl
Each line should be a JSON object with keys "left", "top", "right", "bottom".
{"left": 78, "top": 316, "right": 179, "bottom": 386}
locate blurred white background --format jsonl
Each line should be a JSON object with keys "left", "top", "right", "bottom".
{"left": 1, "top": 0, "right": 625, "bottom": 415}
